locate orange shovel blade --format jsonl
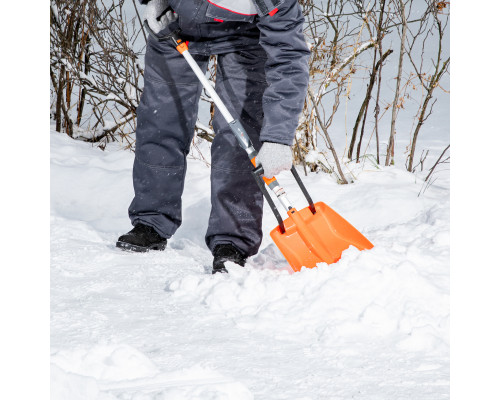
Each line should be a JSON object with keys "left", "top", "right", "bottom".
{"left": 270, "top": 202, "right": 373, "bottom": 272}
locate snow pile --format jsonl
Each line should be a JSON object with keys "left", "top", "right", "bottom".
{"left": 52, "top": 365, "right": 105, "bottom": 400}
{"left": 51, "top": 130, "right": 449, "bottom": 399}
{"left": 51, "top": 344, "right": 253, "bottom": 400}
{"left": 167, "top": 204, "right": 449, "bottom": 353}
{"left": 52, "top": 344, "right": 159, "bottom": 381}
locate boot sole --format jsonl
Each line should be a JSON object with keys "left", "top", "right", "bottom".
{"left": 116, "top": 241, "right": 167, "bottom": 253}
{"left": 211, "top": 266, "right": 228, "bottom": 274}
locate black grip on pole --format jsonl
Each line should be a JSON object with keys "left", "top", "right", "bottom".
{"left": 290, "top": 165, "right": 316, "bottom": 214}
{"left": 252, "top": 166, "right": 286, "bottom": 234}
{"left": 143, "top": 20, "right": 180, "bottom": 43}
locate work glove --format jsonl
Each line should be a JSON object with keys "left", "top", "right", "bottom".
{"left": 255, "top": 142, "right": 293, "bottom": 179}
{"left": 144, "top": 0, "right": 174, "bottom": 34}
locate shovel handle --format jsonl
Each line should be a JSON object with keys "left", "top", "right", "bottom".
{"left": 143, "top": 20, "right": 177, "bottom": 42}
{"left": 250, "top": 157, "right": 276, "bottom": 186}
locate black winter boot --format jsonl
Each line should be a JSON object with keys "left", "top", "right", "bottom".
{"left": 116, "top": 223, "right": 167, "bottom": 252}
{"left": 212, "top": 244, "right": 247, "bottom": 274}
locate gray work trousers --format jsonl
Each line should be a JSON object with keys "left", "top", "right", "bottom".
{"left": 128, "top": 38, "right": 267, "bottom": 256}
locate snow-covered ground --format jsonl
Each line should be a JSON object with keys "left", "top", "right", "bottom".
{"left": 51, "top": 128, "right": 449, "bottom": 399}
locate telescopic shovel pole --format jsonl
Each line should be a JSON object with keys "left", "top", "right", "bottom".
{"left": 145, "top": 23, "right": 296, "bottom": 221}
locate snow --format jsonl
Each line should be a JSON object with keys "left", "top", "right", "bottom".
{"left": 51, "top": 345, "right": 252, "bottom": 400}
{"left": 51, "top": 128, "right": 449, "bottom": 399}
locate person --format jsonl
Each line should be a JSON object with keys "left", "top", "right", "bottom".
{"left": 116, "top": 0, "right": 310, "bottom": 273}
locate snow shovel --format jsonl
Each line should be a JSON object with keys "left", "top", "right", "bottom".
{"left": 145, "top": 23, "right": 374, "bottom": 272}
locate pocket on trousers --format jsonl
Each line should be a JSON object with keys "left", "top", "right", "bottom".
{"left": 205, "top": 1, "right": 257, "bottom": 22}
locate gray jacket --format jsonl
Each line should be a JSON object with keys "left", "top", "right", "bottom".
{"left": 139, "top": 0, "right": 310, "bottom": 145}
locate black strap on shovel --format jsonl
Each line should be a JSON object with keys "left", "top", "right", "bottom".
{"left": 290, "top": 166, "right": 316, "bottom": 215}
{"left": 252, "top": 165, "right": 286, "bottom": 234}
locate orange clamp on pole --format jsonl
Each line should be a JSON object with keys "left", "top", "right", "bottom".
{"left": 176, "top": 39, "right": 188, "bottom": 54}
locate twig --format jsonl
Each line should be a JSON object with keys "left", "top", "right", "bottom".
{"left": 425, "top": 144, "right": 449, "bottom": 182}
{"left": 307, "top": 88, "right": 348, "bottom": 184}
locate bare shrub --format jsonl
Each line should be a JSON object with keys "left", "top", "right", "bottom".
{"left": 50, "top": 0, "right": 146, "bottom": 149}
